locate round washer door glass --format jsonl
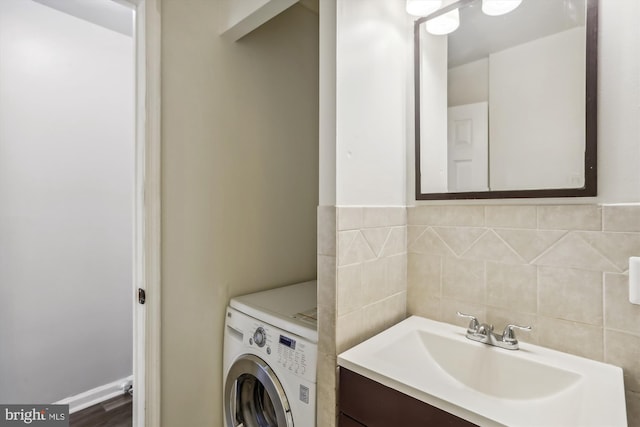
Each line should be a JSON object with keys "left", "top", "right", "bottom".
{"left": 225, "top": 354, "right": 293, "bottom": 427}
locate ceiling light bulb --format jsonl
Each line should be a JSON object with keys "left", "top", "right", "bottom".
{"left": 481, "top": 0, "right": 523, "bottom": 16}
{"left": 406, "top": 0, "right": 442, "bottom": 17}
{"left": 425, "top": 8, "right": 459, "bottom": 35}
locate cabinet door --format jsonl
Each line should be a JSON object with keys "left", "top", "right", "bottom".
{"left": 339, "top": 368, "right": 478, "bottom": 427}
{"left": 339, "top": 413, "right": 367, "bottom": 427}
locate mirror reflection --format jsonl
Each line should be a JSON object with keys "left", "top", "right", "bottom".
{"left": 415, "top": 0, "right": 594, "bottom": 197}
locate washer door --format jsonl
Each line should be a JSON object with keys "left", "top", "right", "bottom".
{"left": 225, "top": 354, "right": 294, "bottom": 427}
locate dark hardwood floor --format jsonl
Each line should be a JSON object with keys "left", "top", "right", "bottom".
{"left": 70, "top": 394, "right": 132, "bottom": 427}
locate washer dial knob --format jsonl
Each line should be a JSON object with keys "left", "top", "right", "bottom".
{"left": 253, "top": 327, "right": 266, "bottom": 347}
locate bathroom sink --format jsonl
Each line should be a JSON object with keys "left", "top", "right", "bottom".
{"left": 338, "top": 316, "right": 627, "bottom": 426}
{"left": 387, "top": 329, "right": 581, "bottom": 400}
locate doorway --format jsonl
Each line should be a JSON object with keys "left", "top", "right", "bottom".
{"left": 0, "top": 1, "right": 160, "bottom": 425}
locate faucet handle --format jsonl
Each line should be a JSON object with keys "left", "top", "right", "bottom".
{"left": 456, "top": 312, "right": 479, "bottom": 334}
{"left": 502, "top": 324, "right": 532, "bottom": 344}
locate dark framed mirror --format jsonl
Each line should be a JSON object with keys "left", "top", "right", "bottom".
{"left": 414, "top": 0, "right": 598, "bottom": 200}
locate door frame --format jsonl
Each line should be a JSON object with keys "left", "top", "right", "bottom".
{"left": 128, "top": 0, "right": 161, "bottom": 426}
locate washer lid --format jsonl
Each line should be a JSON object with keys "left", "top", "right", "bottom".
{"left": 230, "top": 280, "right": 318, "bottom": 343}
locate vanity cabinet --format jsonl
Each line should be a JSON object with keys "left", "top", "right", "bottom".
{"left": 338, "top": 368, "right": 477, "bottom": 427}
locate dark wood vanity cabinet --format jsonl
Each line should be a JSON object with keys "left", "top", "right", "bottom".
{"left": 339, "top": 413, "right": 367, "bottom": 427}
{"left": 338, "top": 368, "right": 478, "bottom": 427}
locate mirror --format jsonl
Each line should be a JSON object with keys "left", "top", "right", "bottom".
{"left": 414, "top": 0, "right": 597, "bottom": 200}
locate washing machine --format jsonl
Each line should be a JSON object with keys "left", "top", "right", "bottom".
{"left": 223, "top": 280, "right": 318, "bottom": 427}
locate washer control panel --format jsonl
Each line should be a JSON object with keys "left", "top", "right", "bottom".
{"left": 226, "top": 308, "right": 317, "bottom": 383}
{"left": 276, "top": 334, "right": 311, "bottom": 379}
{"left": 248, "top": 322, "right": 316, "bottom": 383}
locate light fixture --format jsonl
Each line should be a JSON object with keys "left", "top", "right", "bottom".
{"left": 425, "top": 8, "right": 460, "bottom": 35}
{"left": 481, "top": 0, "right": 523, "bottom": 16}
{"left": 406, "top": 0, "right": 442, "bottom": 17}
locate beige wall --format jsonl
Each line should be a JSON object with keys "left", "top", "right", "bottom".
{"left": 331, "top": 0, "right": 409, "bottom": 206}
{"left": 161, "top": 1, "right": 318, "bottom": 425}
{"left": 419, "top": 28, "right": 449, "bottom": 194}
{"left": 489, "top": 27, "right": 586, "bottom": 191}
{"left": 447, "top": 57, "right": 488, "bottom": 107}
{"left": 0, "top": 0, "right": 134, "bottom": 404}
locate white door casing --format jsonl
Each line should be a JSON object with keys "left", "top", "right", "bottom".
{"left": 128, "top": 0, "right": 161, "bottom": 426}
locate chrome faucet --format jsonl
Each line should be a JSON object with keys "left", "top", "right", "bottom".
{"left": 457, "top": 312, "right": 531, "bottom": 350}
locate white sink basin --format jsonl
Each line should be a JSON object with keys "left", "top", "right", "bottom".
{"left": 338, "top": 316, "right": 627, "bottom": 427}
{"left": 395, "top": 329, "right": 581, "bottom": 400}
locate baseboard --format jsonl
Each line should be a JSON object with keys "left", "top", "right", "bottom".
{"left": 54, "top": 375, "right": 133, "bottom": 414}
